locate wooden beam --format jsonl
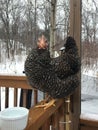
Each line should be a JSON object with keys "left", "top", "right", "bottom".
{"left": 0, "top": 75, "right": 32, "bottom": 89}
{"left": 80, "top": 126, "right": 98, "bottom": 130}
{"left": 69, "top": 0, "right": 81, "bottom": 130}
{"left": 70, "top": 0, "right": 81, "bottom": 53}
{"left": 80, "top": 116, "right": 98, "bottom": 127}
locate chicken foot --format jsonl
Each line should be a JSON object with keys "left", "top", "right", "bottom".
{"left": 35, "top": 96, "right": 56, "bottom": 110}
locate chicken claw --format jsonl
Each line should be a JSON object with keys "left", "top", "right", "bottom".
{"left": 35, "top": 99, "right": 56, "bottom": 110}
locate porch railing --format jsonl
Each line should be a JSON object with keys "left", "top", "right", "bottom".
{"left": 0, "top": 75, "right": 79, "bottom": 130}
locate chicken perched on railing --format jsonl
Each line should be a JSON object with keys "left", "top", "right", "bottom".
{"left": 24, "top": 35, "right": 80, "bottom": 109}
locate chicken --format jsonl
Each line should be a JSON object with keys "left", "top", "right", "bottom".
{"left": 24, "top": 35, "right": 80, "bottom": 109}
{"left": 52, "top": 36, "right": 80, "bottom": 79}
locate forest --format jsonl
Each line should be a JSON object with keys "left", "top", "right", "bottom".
{"left": 0, "top": 0, "right": 98, "bottom": 71}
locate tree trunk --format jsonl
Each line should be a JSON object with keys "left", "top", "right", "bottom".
{"left": 50, "top": 0, "right": 57, "bottom": 57}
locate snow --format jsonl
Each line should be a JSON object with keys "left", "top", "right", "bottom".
{"left": 81, "top": 69, "right": 98, "bottom": 118}
{"left": 81, "top": 74, "right": 98, "bottom": 97}
{"left": 0, "top": 55, "right": 26, "bottom": 75}
{"left": 80, "top": 113, "right": 98, "bottom": 121}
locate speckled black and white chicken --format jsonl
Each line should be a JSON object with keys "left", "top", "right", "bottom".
{"left": 24, "top": 35, "right": 80, "bottom": 109}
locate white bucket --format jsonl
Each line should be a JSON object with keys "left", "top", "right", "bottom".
{"left": 0, "top": 107, "right": 29, "bottom": 130}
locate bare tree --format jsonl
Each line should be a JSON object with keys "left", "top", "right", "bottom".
{"left": 0, "top": 0, "right": 11, "bottom": 58}
{"left": 0, "top": 0, "right": 25, "bottom": 58}
{"left": 50, "top": 0, "right": 57, "bottom": 57}
{"left": 82, "top": 0, "right": 98, "bottom": 69}
{"left": 0, "top": 0, "right": 71, "bottom": 59}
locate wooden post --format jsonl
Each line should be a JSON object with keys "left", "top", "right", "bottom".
{"left": 70, "top": 0, "right": 81, "bottom": 52}
{"left": 69, "top": 0, "right": 81, "bottom": 130}
{"left": 34, "top": 89, "right": 38, "bottom": 105}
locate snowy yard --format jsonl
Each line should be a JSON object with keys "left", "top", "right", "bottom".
{"left": 81, "top": 70, "right": 98, "bottom": 115}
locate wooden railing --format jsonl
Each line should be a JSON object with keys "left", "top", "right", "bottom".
{"left": 0, "top": 75, "right": 78, "bottom": 130}
{"left": 80, "top": 114, "right": 98, "bottom": 130}
{"left": 25, "top": 99, "right": 66, "bottom": 130}
{"left": 0, "top": 75, "right": 37, "bottom": 109}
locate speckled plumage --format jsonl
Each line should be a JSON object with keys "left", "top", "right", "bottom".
{"left": 52, "top": 36, "right": 80, "bottom": 79}
{"left": 25, "top": 36, "right": 80, "bottom": 99}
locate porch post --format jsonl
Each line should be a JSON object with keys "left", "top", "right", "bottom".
{"left": 69, "top": 0, "right": 81, "bottom": 130}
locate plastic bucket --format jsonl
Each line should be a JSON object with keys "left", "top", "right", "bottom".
{"left": 0, "top": 107, "right": 29, "bottom": 130}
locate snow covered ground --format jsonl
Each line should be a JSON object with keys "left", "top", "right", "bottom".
{"left": 81, "top": 69, "right": 98, "bottom": 115}
{"left": 0, "top": 55, "right": 26, "bottom": 75}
